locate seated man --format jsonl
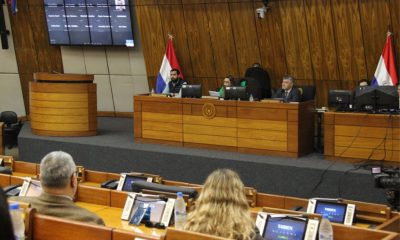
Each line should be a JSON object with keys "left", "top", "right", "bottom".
{"left": 163, "top": 68, "right": 187, "bottom": 96}
{"left": 11, "top": 151, "right": 105, "bottom": 225}
{"left": 273, "top": 75, "right": 301, "bottom": 102}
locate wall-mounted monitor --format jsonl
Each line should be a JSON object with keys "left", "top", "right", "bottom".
{"left": 44, "top": 0, "right": 134, "bottom": 47}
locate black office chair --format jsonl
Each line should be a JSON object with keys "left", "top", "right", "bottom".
{"left": 0, "top": 111, "right": 22, "bottom": 149}
{"left": 297, "top": 85, "right": 316, "bottom": 102}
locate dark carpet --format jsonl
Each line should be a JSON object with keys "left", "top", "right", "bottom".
{"left": 18, "top": 117, "right": 387, "bottom": 204}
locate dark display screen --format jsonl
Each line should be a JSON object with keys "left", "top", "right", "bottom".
{"left": 44, "top": 0, "right": 134, "bottom": 46}
{"left": 264, "top": 217, "right": 307, "bottom": 240}
{"left": 315, "top": 201, "right": 347, "bottom": 223}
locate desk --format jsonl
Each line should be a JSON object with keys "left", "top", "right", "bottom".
{"left": 324, "top": 112, "right": 400, "bottom": 162}
{"left": 134, "top": 96, "right": 315, "bottom": 157}
{"left": 76, "top": 202, "right": 165, "bottom": 237}
{"left": 29, "top": 72, "right": 97, "bottom": 137}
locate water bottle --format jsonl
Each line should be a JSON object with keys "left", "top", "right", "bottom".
{"left": 150, "top": 88, "right": 155, "bottom": 95}
{"left": 174, "top": 192, "right": 187, "bottom": 229}
{"left": 249, "top": 94, "right": 254, "bottom": 102}
{"left": 318, "top": 216, "right": 333, "bottom": 240}
{"left": 9, "top": 203, "right": 25, "bottom": 240}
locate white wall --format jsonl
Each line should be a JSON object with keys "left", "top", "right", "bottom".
{"left": 61, "top": 7, "right": 148, "bottom": 113}
{"left": 0, "top": 7, "right": 26, "bottom": 117}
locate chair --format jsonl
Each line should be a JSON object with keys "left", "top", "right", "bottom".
{"left": 0, "top": 111, "right": 22, "bottom": 149}
{"left": 297, "top": 85, "right": 316, "bottom": 101}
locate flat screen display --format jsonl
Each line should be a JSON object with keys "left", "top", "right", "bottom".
{"left": 122, "top": 175, "right": 147, "bottom": 192}
{"left": 264, "top": 216, "right": 307, "bottom": 240}
{"left": 315, "top": 201, "right": 347, "bottom": 223}
{"left": 44, "top": 0, "right": 134, "bottom": 46}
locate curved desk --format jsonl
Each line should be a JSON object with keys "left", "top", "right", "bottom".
{"left": 29, "top": 73, "right": 97, "bottom": 137}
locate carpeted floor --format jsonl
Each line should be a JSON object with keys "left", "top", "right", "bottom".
{"left": 18, "top": 117, "right": 388, "bottom": 204}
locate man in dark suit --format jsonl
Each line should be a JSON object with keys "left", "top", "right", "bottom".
{"left": 274, "top": 75, "right": 301, "bottom": 102}
{"left": 163, "top": 68, "right": 187, "bottom": 95}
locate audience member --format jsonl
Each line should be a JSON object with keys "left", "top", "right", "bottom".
{"left": 245, "top": 63, "right": 272, "bottom": 98}
{"left": 218, "top": 75, "right": 234, "bottom": 98}
{"left": 163, "top": 68, "right": 187, "bottom": 95}
{"left": 184, "top": 169, "right": 262, "bottom": 240}
{"left": 0, "top": 188, "right": 14, "bottom": 240}
{"left": 273, "top": 75, "right": 301, "bottom": 102}
{"left": 11, "top": 151, "right": 105, "bottom": 225}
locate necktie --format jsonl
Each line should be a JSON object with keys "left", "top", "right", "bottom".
{"left": 284, "top": 91, "right": 288, "bottom": 98}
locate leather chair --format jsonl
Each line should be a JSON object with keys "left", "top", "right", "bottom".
{"left": 0, "top": 111, "right": 22, "bottom": 149}
{"left": 297, "top": 85, "right": 316, "bottom": 101}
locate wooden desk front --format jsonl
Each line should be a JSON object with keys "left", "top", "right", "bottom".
{"left": 324, "top": 112, "right": 400, "bottom": 162}
{"left": 134, "top": 96, "right": 314, "bottom": 157}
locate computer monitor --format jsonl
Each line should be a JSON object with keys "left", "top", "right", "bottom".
{"left": 263, "top": 216, "right": 307, "bottom": 240}
{"left": 354, "top": 86, "right": 376, "bottom": 111}
{"left": 224, "top": 86, "right": 247, "bottom": 100}
{"left": 375, "top": 86, "right": 399, "bottom": 110}
{"left": 117, "top": 173, "right": 152, "bottom": 192}
{"left": 328, "top": 90, "right": 353, "bottom": 111}
{"left": 307, "top": 199, "right": 355, "bottom": 225}
{"left": 181, "top": 85, "right": 202, "bottom": 98}
{"left": 314, "top": 201, "right": 347, "bottom": 223}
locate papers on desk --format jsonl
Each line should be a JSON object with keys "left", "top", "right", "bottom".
{"left": 208, "top": 91, "right": 219, "bottom": 97}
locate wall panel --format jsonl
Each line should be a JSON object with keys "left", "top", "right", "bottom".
{"left": 206, "top": 3, "right": 239, "bottom": 78}
{"left": 229, "top": 2, "right": 261, "bottom": 76}
{"left": 182, "top": 3, "right": 216, "bottom": 78}
{"left": 359, "top": 0, "right": 392, "bottom": 80}
{"left": 278, "top": 0, "right": 312, "bottom": 80}
{"left": 304, "top": 0, "right": 339, "bottom": 81}
{"left": 255, "top": 1, "right": 287, "bottom": 88}
{"left": 331, "top": 0, "right": 367, "bottom": 81}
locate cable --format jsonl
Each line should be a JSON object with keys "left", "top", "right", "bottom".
{"left": 307, "top": 159, "right": 338, "bottom": 198}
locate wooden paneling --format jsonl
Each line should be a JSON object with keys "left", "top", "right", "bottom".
{"left": 331, "top": 0, "right": 367, "bottom": 81}
{"left": 278, "top": 0, "right": 312, "bottom": 80}
{"left": 205, "top": 3, "right": 238, "bottom": 78}
{"left": 229, "top": 2, "right": 260, "bottom": 76}
{"left": 304, "top": 0, "right": 339, "bottom": 81}
{"left": 255, "top": 1, "right": 287, "bottom": 87}
{"left": 135, "top": 4, "right": 165, "bottom": 78}
{"left": 182, "top": 3, "right": 216, "bottom": 77}
{"left": 359, "top": 0, "right": 391, "bottom": 80}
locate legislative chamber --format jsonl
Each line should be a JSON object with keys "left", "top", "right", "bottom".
{"left": 1, "top": 0, "right": 400, "bottom": 239}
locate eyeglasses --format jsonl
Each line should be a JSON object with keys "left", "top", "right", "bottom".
{"left": 144, "top": 221, "right": 166, "bottom": 229}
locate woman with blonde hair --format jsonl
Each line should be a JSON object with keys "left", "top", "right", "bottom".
{"left": 184, "top": 169, "right": 262, "bottom": 240}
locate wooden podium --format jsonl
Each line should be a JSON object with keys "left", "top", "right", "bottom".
{"left": 29, "top": 73, "right": 97, "bottom": 137}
